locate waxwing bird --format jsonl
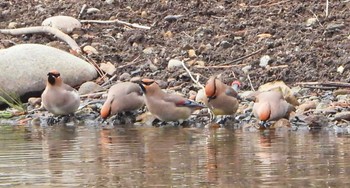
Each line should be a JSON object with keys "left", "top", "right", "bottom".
{"left": 252, "top": 90, "right": 295, "bottom": 127}
{"left": 100, "top": 82, "right": 144, "bottom": 119}
{"left": 204, "top": 76, "right": 240, "bottom": 116}
{"left": 138, "top": 78, "right": 205, "bottom": 122}
{"left": 41, "top": 70, "right": 80, "bottom": 115}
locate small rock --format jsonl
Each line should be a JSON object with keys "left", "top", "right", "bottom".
{"left": 195, "top": 60, "right": 205, "bottom": 67}
{"left": 141, "top": 11, "right": 147, "bottom": 17}
{"left": 78, "top": 81, "right": 104, "bottom": 95}
{"left": 188, "top": 49, "right": 197, "bottom": 58}
{"left": 149, "top": 63, "right": 158, "bottom": 71}
{"left": 242, "top": 65, "right": 252, "bottom": 73}
{"left": 167, "top": 59, "right": 182, "bottom": 69}
{"left": 163, "top": 31, "right": 173, "bottom": 38}
{"left": 336, "top": 94, "right": 349, "bottom": 102}
{"left": 195, "top": 89, "right": 208, "bottom": 104}
{"left": 259, "top": 55, "right": 271, "bottom": 67}
{"left": 304, "top": 115, "right": 329, "bottom": 128}
{"left": 296, "top": 101, "right": 317, "bottom": 113}
{"left": 130, "top": 77, "right": 141, "bottom": 83}
{"left": 119, "top": 72, "right": 131, "bottom": 81}
{"left": 8, "top": 22, "right": 17, "bottom": 29}
{"left": 42, "top": 16, "right": 81, "bottom": 34}
{"left": 83, "top": 45, "right": 98, "bottom": 55}
{"left": 316, "top": 102, "right": 330, "bottom": 110}
{"left": 100, "top": 62, "right": 116, "bottom": 76}
{"left": 143, "top": 47, "right": 154, "bottom": 54}
{"left": 220, "top": 41, "right": 232, "bottom": 48}
{"left": 326, "top": 23, "right": 345, "bottom": 31}
{"left": 257, "top": 33, "right": 272, "bottom": 39}
{"left": 164, "top": 15, "right": 184, "bottom": 22}
{"left": 333, "top": 112, "right": 350, "bottom": 121}
{"left": 272, "top": 118, "right": 291, "bottom": 128}
{"left": 105, "top": 0, "right": 114, "bottom": 4}
{"left": 86, "top": 7, "right": 100, "bottom": 14}
{"left": 28, "top": 97, "right": 42, "bottom": 107}
{"left": 337, "top": 65, "right": 344, "bottom": 74}
{"left": 306, "top": 17, "right": 317, "bottom": 27}
{"left": 333, "top": 89, "right": 350, "bottom": 96}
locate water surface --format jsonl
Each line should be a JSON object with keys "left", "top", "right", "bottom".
{"left": 0, "top": 124, "right": 350, "bottom": 187}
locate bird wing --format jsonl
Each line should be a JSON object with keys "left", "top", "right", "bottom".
{"left": 225, "top": 87, "right": 239, "bottom": 98}
{"left": 163, "top": 94, "right": 205, "bottom": 108}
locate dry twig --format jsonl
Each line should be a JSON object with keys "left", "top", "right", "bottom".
{"left": 194, "top": 63, "right": 248, "bottom": 69}
{"left": 80, "top": 19, "right": 151, "bottom": 30}
{"left": 223, "top": 47, "right": 266, "bottom": 65}
{"left": 78, "top": 4, "right": 87, "bottom": 19}
{"left": 80, "top": 91, "right": 107, "bottom": 98}
{"left": 181, "top": 61, "right": 205, "bottom": 89}
{"left": 247, "top": 74, "right": 255, "bottom": 91}
{"left": 0, "top": 26, "right": 81, "bottom": 53}
{"left": 325, "top": 0, "right": 329, "bottom": 17}
{"left": 295, "top": 81, "right": 350, "bottom": 88}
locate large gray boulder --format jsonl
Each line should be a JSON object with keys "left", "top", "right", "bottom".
{"left": 0, "top": 44, "right": 97, "bottom": 102}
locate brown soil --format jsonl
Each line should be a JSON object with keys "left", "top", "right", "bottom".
{"left": 1, "top": 0, "right": 349, "bottom": 91}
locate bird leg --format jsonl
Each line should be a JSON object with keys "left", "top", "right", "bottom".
{"left": 258, "top": 121, "right": 271, "bottom": 128}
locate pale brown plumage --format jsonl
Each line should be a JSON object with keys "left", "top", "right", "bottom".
{"left": 139, "top": 79, "right": 205, "bottom": 122}
{"left": 41, "top": 70, "right": 80, "bottom": 115}
{"left": 204, "top": 76, "right": 240, "bottom": 116}
{"left": 252, "top": 90, "right": 294, "bottom": 122}
{"left": 100, "top": 82, "right": 144, "bottom": 119}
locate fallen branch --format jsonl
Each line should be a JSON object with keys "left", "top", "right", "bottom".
{"left": 0, "top": 26, "right": 81, "bottom": 53}
{"left": 268, "top": 65, "right": 289, "bottom": 69}
{"left": 295, "top": 81, "right": 350, "bottom": 88}
{"left": 303, "top": 86, "right": 338, "bottom": 90}
{"left": 247, "top": 73, "right": 255, "bottom": 91}
{"left": 80, "top": 91, "right": 107, "bottom": 98}
{"left": 325, "top": 0, "right": 329, "bottom": 18}
{"left": 80, "top": 19, "right": 151, "bottom": 30}
{"left": 193, "top": 63, "right": 248, "bottom": 69}
{"left": 242, "top": 0, "right": 291, "bottom": 7}
{"left": 223, "top": 47, "right": 266, "bottom": 65}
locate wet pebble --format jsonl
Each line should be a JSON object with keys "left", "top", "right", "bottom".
{"left": 333, "top": 112, "right": 350, "bottom": 121}
{"left": 296, "top": 101, "right": 317, "bottom": 113}
{"left": 119, "top": 72, "right": 131, "bottom": 81}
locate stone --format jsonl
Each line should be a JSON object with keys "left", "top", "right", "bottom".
{"left": 78, "top": 81, "right": 104, "bottom": 95}
{"left": 306, "top": 17, "right": 317, "bottom": 27}
{"left": 83, "top": 45, "right": 98, "bottom": 55}
{"left": 188, "top": 49, "right": 197, "bottom": 58}
{"left": 259, "top": 55, "right": 271, "bottom": 67}
{"left": 86, "top": 8, "right": 100, "bottom": 14}
{"left": 42, "top": 16, "right": 81, "bottom": 34}
{"left": 333, "top": 112, "right": 350, "bottom": 121}
{"left": 100, "top": 62, "right": 116, "bottom": 76}
{"left": 8, "top": 22, "right": 17, "bottom": 29}
{"left": 296, "top": 101, "right": 317, "bottom": 113}
{"left": 119, "top": 72, "right": 131, "bottom": 81}
{"left": 242, "top": 65, "right": 252, "bottom": 74}
{"left": 0, "top": 44, "right": 97, "bottom": 103}
{"left": 167, "top": 59, "right": 182, "bottom": 69}
{"left": 143, "top": 47, "right": 154, "bottom": 54}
